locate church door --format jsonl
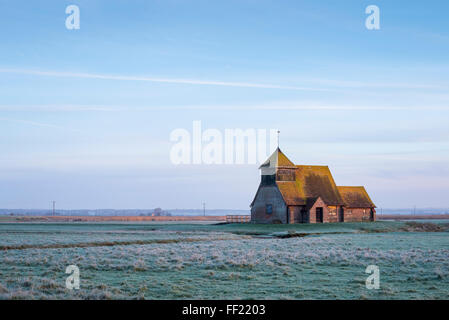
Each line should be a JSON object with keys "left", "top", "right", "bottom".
{"left": 338, "top": 207, "right": 344, "bottom": 222}
{"left": 315, "top": 208, "right": 323, "bottom": 223}
{"left": 300, "top": 209, "right": 309, "bottom": 223}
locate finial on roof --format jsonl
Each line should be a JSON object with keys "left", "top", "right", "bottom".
{"left": 277, "top": 130, "right": 280, "bottom": 149}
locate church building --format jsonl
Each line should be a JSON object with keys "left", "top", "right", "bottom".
{"left": 250, "top": 148, "right": 376, "bottom": 224}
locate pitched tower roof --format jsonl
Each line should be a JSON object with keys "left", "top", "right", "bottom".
{"left": 260, "top": 148, "right": 295, "bottom": 169}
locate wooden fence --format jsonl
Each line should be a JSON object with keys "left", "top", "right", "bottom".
{"left": 226, "top": 215, "right": 251, "bottom": 223}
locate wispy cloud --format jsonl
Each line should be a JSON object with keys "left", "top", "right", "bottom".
{"left": 294, "top": 77, "right": 448, "bottom": 90}
{"left": 0, "top": 105, "right": 118, "bottom": 112}
{"left": 3, "top": 68, "right": 448, "bottom": 93}
{"left": 1, "top": 103, "right": 447, "bottom": 112}
{"left": 0, "top": 117, "right": 80, "bottom": 132}
{"left": 0, "top": 68, "right": 334, "bottom": 92}
{"left": 176, "top": 104, "right": 449, "bottom": 111}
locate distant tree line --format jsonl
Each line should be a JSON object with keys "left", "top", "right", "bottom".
{"left": 139, "top": 208, "right": 172, "bottom": 217}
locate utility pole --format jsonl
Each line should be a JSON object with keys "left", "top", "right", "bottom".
{"left": 52, "top": 201, "right": 56, "bottom": 216}
{"left": 203, "top": 202, "right": 206, "bottom": 217}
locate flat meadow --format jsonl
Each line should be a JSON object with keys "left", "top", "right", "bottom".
{"left": 0, "top": 220, "right": 448, "bottom": 299}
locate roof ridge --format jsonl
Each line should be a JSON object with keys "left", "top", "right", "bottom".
{"left": 296, "top": 165, "right": 329, "bottom": 167}
{"left": 338, "top": 186, "right": 365, "bottom": 188}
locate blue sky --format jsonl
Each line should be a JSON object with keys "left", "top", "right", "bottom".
{"left": 1, "top": 0, "right": 449, "bottom": 209}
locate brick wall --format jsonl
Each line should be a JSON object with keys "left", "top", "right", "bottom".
{"left": 308, "top": 198, "right": 329, "bottom": 223}
{"left": 343, "top": 208, "right": 376, "bottom": 222}
{"left": 326, "top": 205, "right": 341, "bottom": 223}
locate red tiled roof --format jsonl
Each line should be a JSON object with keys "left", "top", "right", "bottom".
{"left": 294, "top": 165, "right": 344, "bottom": 206}
{"left": 277, "top": 181, "right": 306, "bottom": 205}
{"left": 337, "top": 186, "right": 376, "bottom": 208}
{"left": 275, "top": 165, "right": 345, "bottom": 206}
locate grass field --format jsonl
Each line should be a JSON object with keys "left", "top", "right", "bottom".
{"left": 0, "top": 221, "right": 448, "bottom": 299}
